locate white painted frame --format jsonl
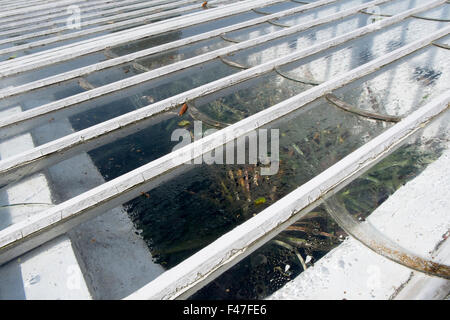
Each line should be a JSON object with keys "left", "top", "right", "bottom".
{"left": 1, "top": 0, "right": 439, "bottom": 138}
{"left": 0, "top": 0, "right": 157, "bottom": 29}
{"left": 0, "top": 0, "right": 306, "bottom": 76}
{"left": 0, "top": 0, "right": 235, "bottom": 56}
{"left": 0, "top": 0, "right": 187, "bottom": 40}
{"left": 0, "top": 0, "right": 444, "bottom": 189}
{"left": 0, "top": 0, "right": 343, "bottom": 99}
{"left": 125, "top": 90, "right": 450, "bottom": 300}
{"left": 0, "top": 23, "right": 448, "bottom": 266}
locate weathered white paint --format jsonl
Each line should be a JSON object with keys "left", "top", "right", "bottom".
{"left": 0, "top": 0, "right": 152, "bottom": 29}
{"left": 0, "top": 0, "right": 224, "bottom": 56}
{"left": 0, "top": 0, "right": 195, "bottom": 42}
{"left": 0, "top": 3, "right": 446, "bottom": 189}
{"left": 0, "top": 0, "right": 56, "bottom": 12}
{"left": 0, "top": 0, "right": 295, "bottom": 76}
{"left": 0, "top": 0, "right": 122, "bottom": 26}
{"left": 0, "top": 236, "right": 92, "bottom": 300}
{"left": 395, "top": 240, "right": 450, "bottom": 299}
{"left": 270, "top": 135, "right": 450, "bottom": 300}
{"left": 0, "top": 0, "right": 437, "bottom": 136}
{"left": 0, "top": 0, "right": 88, "bottom": 18}
{"left": 0, "top": 28, "right": 448, "bottom": 267}
{"left": 31, "top": 117, "right": 165, "bottom": 299}
{"left": 0, "top": 104, "right": 91, "bottom": 300}
{"left": 0, "top": 0, "right": 388, "bottom": 133}
{"left": 124, "top": 91, "right": 450, "bottom": 300}
{"left": 0, "top": 0, "right": 343, "bottom": 99}
{"left": 0, "top": 102, "right": 165, "bottom": 300}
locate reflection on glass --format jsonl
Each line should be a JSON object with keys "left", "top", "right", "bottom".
{"left": 191, "top": 106, "right": 450, "bottom": 300}
{"left": 103, "top": 98, "right": 386, "bottom": 271}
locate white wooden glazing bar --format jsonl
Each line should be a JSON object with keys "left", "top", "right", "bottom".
{"left": 0, "top": 0, "right": 298, "bottom": 76}
{"left": 0, "top": 0, "right": 60, "bottom": 11}
{"left": 0, "top": 0, "right": 88, "bottom": 17}
{"left": 0, "top": 25, "right": 448, "bottom": 266}
{"left": 0, "top": 0, "right": 441, "bottom": 141}
{"left": 0, "top": 0, "right": 235, "bottom": 57}
{"left": 0, "top": 0, "right": 209, "bottom": 46}
{"left": 0, "top": 0, "right": 116, "bottom": 22}
{"left": 0, "top": 0, "right": 51, "bottom": 4}
{"left": 0, "top": 0, "right": 156, "bottom": 29}
{"left": 0, "top": 1, "right": 444, "bottom": 189}
{"left": 125, "top": 90, "right": 450, "bottom": 300}
{"left": 0, "top": 0, "right": 177, "bottom": 39}
{"left": 0, "top": 0, "right": 283, "bottom": 68}
{"left": 0, "top": 0, "right": 342, "bottom": 100}
{"left": 0, "top": 0, "right": 381, "bottom": 103}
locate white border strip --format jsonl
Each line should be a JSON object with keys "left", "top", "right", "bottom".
{"left": 125, "top": 90, "right": 450, "bottom": 300}
{"left": 0, "top": 25, "right": 448, "bottom": 266}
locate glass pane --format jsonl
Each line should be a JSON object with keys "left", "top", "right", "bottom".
{"left": 190, "top": 209, "right": 347, "bottom": 299}
{"left": 0, "top": 10, "right": 260, "bottom": 88}
{"left": 86, "top": 98, "right": 386, "bottom": 268}
{"left": 227, "top": 15, "right": 444, "bottom": 68}
{"left": 189, "top": 102, "right": 450, "bottom": 300}
{"left": 0, "top": 7, "right": 201, "bottom": 60}
{"left": 256, "top": 1, "right": 304, "bottom": 15}
{"left": 331, "top": 45, "right": 450, "bottom": 117}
